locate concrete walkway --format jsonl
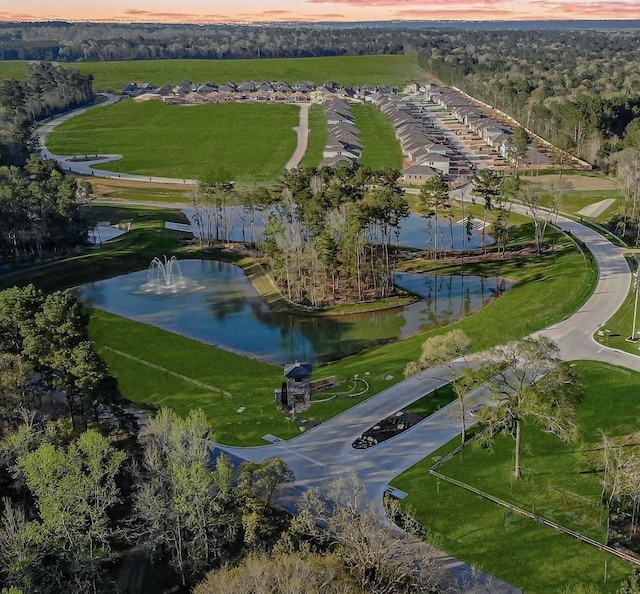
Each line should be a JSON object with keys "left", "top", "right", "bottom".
{"left": 285, "top": 102, "right": 310, "bottom": 170}
{"left": 577, "top": 198, "right": 616, "bottom": 218}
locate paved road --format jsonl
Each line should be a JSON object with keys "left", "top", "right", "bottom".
{"left": 215, "top": 186, "right": 633, "bottom": 592}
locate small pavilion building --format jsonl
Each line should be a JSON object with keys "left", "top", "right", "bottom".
{"left": 279, "top": 361, "right": 312, "bottom": 411}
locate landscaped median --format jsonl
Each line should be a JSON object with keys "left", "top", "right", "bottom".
{"left": 391, "top": 361, "right": 639, "bottom": 593}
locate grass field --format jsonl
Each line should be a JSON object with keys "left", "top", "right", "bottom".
{"left": 90, "top": 178, "right": 194, "bottom": 204}
{"left": 391, "top": 361, "right": 638, "bottom": 593}
{"left": 350, "top": 103, "right": 403, "bottom": 170}
{"left": 299, "top": 103, "right": 327, "bottom": 168}
{"left": 46, "top": 99, "right": 299, "bottom": 183}
{"left": 594, "top": 255, "right": 637, "bottom": 353}
{"left": 0, "top": 55, "right": 426, "bottom": 91}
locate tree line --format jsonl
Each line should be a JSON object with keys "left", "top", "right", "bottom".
{"left": 0, "top": 61, "right": 94, "bottom": 166}
{"left": 417, "top": 29, "right": 640, "bottom": 166}
{"left": 0, "top": 155, "right": 93, "bottom": 268}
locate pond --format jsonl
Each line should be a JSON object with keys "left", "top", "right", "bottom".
{"left": 72, "top": 259, "right": 511, "bottom": 365}
{"left": 180, "top": 207, "right": 493, "bottom": 251}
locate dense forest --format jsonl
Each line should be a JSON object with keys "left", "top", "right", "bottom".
{"left": 0, "top": 61, "right": 94, "bottom": 165}
{"left": 0, "top": 155, "right": 93, "bottom": 268}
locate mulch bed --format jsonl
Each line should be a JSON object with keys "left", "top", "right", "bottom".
{"left": 352, "top": 410, "right": 424, "bottom": 449}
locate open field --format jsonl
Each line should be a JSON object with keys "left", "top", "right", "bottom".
{"left": 523, "top": 174, "right": 621, "bottom": 221}
{"left": 391, "top": 361, "right": 637, "bottom": 593}
{"left": 0, "top": 55, "right": 426, "bottom": 91}
{"left": 534, "top": 172, "right": 619, "bottom": 192}
{"left": 351, "top": 103, "right": 403, "bottom": 170}
{"left": 90, "top": 178, "right": 193, "bottom": 204}
{"left": 299, "top": 103, "right": 327, "bottom": 168}
{"left": 46, "top": 99, "right": 299, "bottom": 183}
{"left": 0, "top": 60, "right": 29, "bottom": 81}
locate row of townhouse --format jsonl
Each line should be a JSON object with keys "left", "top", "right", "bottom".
{"left": 377, "top": 96, "right": 455, "bottom": 184}
{"left": 320, "top": 99, "right": 363, "bottom": 167}
{"left": 123, "top": 79, "right": 397, "bottom": 105}
{"left": 426, "top": 84, "right": 550, "bottom": 168}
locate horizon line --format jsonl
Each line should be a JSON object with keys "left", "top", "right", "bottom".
{"left": 1, "top": 17, "right": 640, "bottom": 25}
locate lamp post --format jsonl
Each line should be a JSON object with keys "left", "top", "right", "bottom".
{"left": 632, "top": 268, "right": 640, "bottom": 341}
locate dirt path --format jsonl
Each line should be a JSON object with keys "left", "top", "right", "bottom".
{"left": 533, "top": 173, "right": 618, "bottom": 191}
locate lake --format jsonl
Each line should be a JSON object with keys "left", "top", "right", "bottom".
{"left": 73, "top": 259, "right": 510, "bottom": 364}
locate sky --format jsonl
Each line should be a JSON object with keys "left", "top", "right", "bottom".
{"left": 0, "top": 0, "right": 639, "bottom": 24}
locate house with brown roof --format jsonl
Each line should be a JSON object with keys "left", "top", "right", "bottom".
{"left": 401, "top": 163, "right": 440, "bottom": 183}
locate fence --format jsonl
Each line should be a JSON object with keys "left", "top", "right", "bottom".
{"left": 430, "top": 432, "right": 640, "bottom": 568}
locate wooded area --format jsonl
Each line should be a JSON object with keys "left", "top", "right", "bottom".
{"left": 417, "top": 28, "right": 640, "bottom": 165}
{"left": 0, "top": 61, "right": 94, "bottom": 165}
{"left": 0, "top": 155, "right": 93, "bottom": 268}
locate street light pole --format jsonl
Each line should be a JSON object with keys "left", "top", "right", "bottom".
{"left": 632, "top": 268, "right": 640, "bottom": 341}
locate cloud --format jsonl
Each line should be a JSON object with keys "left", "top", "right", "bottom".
{"left": 121, "top": 9, "right": 209, "bottom": 19}
{"left": 529, "top": 0, "right": 640, "bottom": 17}
{"left": 393, "top": 7, "right": 521, "bottom": 18}
{"left": 307, "top": 0, "right": 501, "bottom": 5}
{"left": 305, "top": 0, "right": 640, "bottom": 19}
{"left": 0, "top": 11, "right": 55, "bottom": 20}
{"left": 258, "top": 10, "right": 294, "bottom": 15}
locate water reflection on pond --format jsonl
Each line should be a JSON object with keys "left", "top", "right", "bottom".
{"left": 73, "top": 259, "right": 511, "bottom": 364}
{"left": 181, "top": 207, "right": 493, "bottom": 251}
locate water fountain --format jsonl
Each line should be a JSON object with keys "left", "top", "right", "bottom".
{"left": 139, "top": 256, "right": 199, "bottom": 295}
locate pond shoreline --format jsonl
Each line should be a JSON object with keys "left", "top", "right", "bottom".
{"left": 207, "top": 245, "right": 421, "bottom": 317}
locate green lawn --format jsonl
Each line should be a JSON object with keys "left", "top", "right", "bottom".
{"left": 0, "top": 55, "right": 426, "bottom": 91}
{"left": 299, "top": 103, "right": 328, "bottom": 168}
{"left": 351, "top": 103, "right": 403, "bottom": 170}
{"left": 391, "top": 361, "right": 638, "bottom": 593}
{"left": 89, "top": 309, "right": 291, "bottom": 446}
{"left": 46, "top": 99, "right": 299, "bottom": 183}
{"left": 594, "top": 255, "right": 637, "bottom": 353}
{"left": 0, "top": 60, "right": 30, "bottom": 81}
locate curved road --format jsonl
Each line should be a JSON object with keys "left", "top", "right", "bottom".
{"left": 217, "top": 193, "right": 633, "bottom": 497}
{"left": 215, "top": 189, "right": 634, "bottom": 591}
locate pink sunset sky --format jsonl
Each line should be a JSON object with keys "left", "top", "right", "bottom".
{"left": 0, "top": 0, "right": 638, "bottom": 23}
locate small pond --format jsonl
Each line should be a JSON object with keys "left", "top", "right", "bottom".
{"left": 72, "top": 259, "right": 511, "bottom": 365}
{"left": 180, "top": 207, "right": 493, "bottom": 251}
